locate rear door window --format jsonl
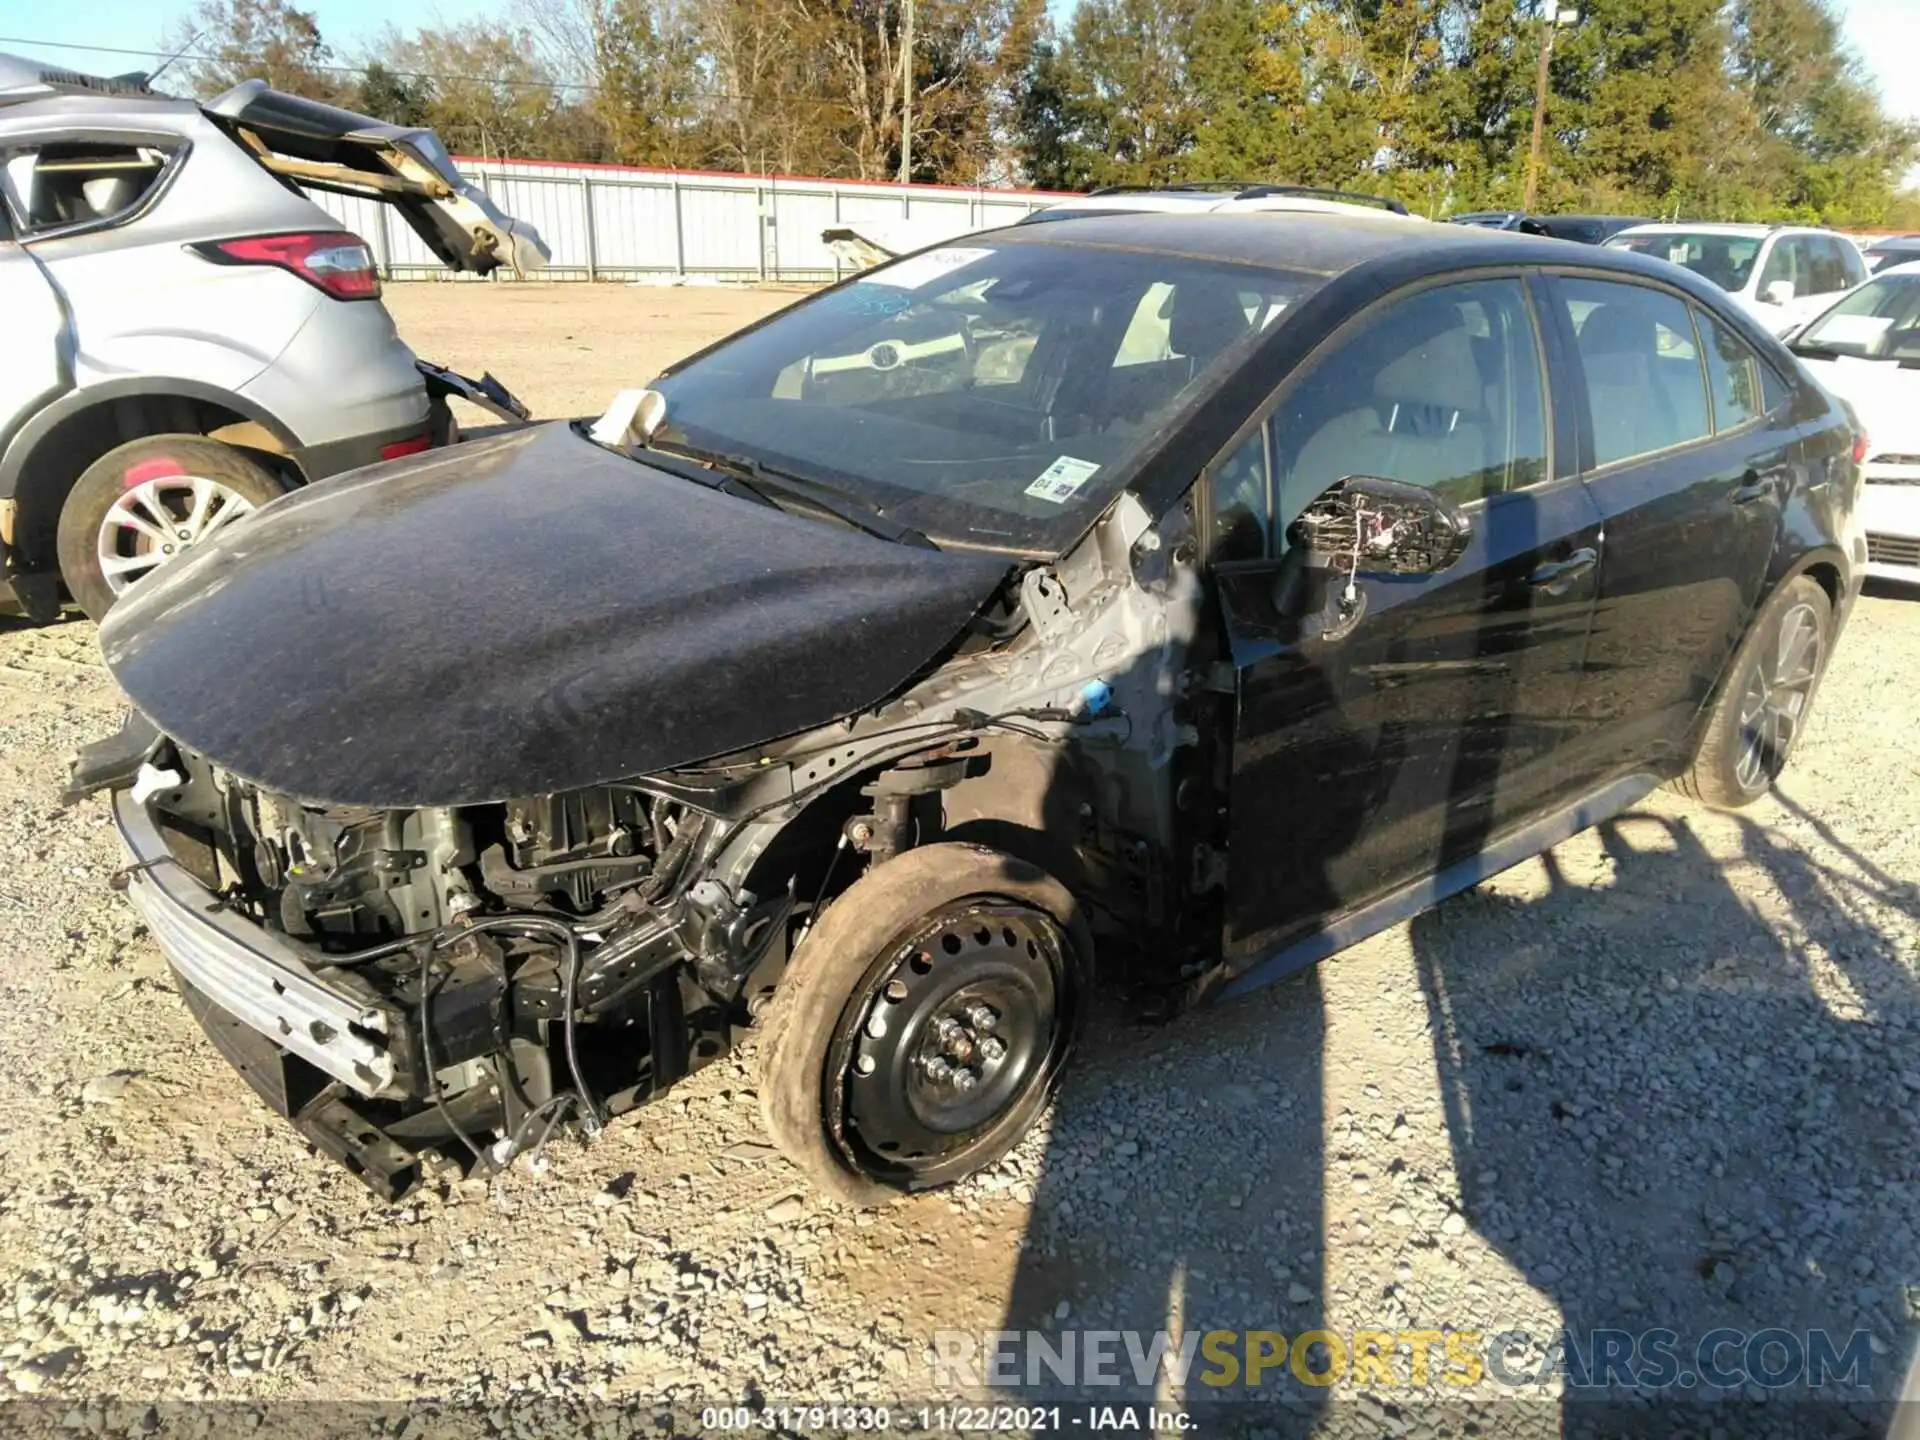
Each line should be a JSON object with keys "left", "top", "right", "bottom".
{"left": 1557, "top": 278, "right": 1712, "bottom": 467}
{"left": 0, "top": 139, "right": 178, "bottom": 237}
{"left": 1696, "top": 308, "right": 1768, "bottom": 430}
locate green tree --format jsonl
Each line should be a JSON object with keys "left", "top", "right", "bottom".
{"left": 354, "top": 60, "right": 432, "bottom": 127}
{"left": 167, "top": 0, "right": 345, "bottom": 101}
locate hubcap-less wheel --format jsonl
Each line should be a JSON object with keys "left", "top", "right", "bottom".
{"left": 827, "top": 903, "right": 1068, "bottom": 1185}
{"left": 96, "top": 476, "right": 257, "bottom": 596}
{"left": 1735, "top": 599, "right": 1822, "bottom": 791}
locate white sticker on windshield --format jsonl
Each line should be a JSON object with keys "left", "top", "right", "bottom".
{"left": 1025, "top": 455, "right": 1101, "bottom": 504}
{"left": 859, "top": 246, "right": 993, "bottom": 291}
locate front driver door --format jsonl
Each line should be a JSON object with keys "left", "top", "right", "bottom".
{"left": 1209, "top": 275, "right": 1603, "bottom": 970}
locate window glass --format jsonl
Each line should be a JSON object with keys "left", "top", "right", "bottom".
{"left": 1604, "top": 230, "right": 1761, "bottom": 291}
{"left": 1208, "top": 425, "right": 1270, "bottom": 561}
{"left": 1805, "top": 236, "right": 1847, "bottom": 296}
{"left": 0, "top": 141, "right": 175, "bottom": 235}
{"left": 1758, "top": 237, "right": 1802, "bottom": 298}
{"left": 1559, "top": 278, "right": 1712, "bottom": 467}
{"left": 1269, "top": 278, "right": 1548, "bottom": 532}
{"left": 653, "top": 241, "right": 1322, "bottom": 552}
{"left": 1839, "top": 239, "right": 1868, "bottom": 287}
{"left": 1698, "top": 309, "right": 1765, "bottom": 430}
{"left": 1793, "top": 272, "right": 1920, "bottom": 361}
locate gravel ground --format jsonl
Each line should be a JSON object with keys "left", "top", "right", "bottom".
{"left": 1, "top": 282, "right": 1916, "bottom": 1434}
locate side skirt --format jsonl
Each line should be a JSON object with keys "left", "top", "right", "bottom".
{"left": 1215, "top": 773, "right": 1661, "bottom": 1004}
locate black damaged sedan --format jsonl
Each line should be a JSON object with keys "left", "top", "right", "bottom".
{"left": 69, "top": 213, "right": 1866, "bottom": 1202}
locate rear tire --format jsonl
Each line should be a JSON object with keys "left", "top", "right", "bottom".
{"left": 757, "top": 843, "right": 1091, "bottom": 1207}
{"left": 56, "top": 435, "right": 288, "bottom": 622}
{"left": 1672, "top": 575, "right": 1831, "bottom": 810}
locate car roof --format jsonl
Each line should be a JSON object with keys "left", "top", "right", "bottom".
{"left": 981, "top": 209, "right": 1718, "bottom": 288}
{"left": 1874, "top": 259, "right": 1920, "bottom": 278}
{"left": 1611, "top": 221, "right": 1837, "bottom": 238}
{"left": 1868, "top": 235, "right": 1920, "bottom": 250}
{"left": 0, "top": 52, "right": 167, "bottom": 107}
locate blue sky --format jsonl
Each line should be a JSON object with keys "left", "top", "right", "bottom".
{"left": 0, "top": 0, "right": 1913, "bottom": 166}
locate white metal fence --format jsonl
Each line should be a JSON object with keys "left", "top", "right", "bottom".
{"left": 309, "top": 159, "right": 1056, "bottom": 283}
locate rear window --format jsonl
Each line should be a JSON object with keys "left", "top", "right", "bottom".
{"left": 1605, "top": 231, "right": 1762, "bottom": 292}
{"left": 0, "top": 139, "right": 178, "bottom": 237}
{"left": 650, "top": 239, "right": 1322, "bottom": 551}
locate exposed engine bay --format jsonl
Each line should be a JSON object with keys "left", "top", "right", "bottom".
{"left": 75, "top": 487, "right": 1218, "bottom": 1199}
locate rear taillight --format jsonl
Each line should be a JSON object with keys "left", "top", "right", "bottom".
{"left": 1853, "top": 431, "right": 1870, "bottom": 465}
{"left": 196, "top": 232, "right": 380, "bottom": 300}
{"left": 380, "top": 434, "right": 432, "bottom": 460}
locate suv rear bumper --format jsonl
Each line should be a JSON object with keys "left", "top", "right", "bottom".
{"left": 291, "top": 416, "right": 434, "bottom": 482}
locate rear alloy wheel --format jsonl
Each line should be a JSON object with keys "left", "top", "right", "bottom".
{"left": 758, "top": 843, "right": 1090, "bottom": 1206}
{"left": 1674, "top": 574, "right": 1832, "bottom": 809}
{"left": 56, "top": 435, "right": 288, "bottom": 621}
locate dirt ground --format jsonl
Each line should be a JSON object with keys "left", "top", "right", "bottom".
{"left": 383, "top": 281, "right": 811, "bottom": 423}
{"left": 1, "top": 281, "right": 1917, "bottom": 1431}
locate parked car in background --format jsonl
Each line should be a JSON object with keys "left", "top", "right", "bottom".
{"left": 1603, "top": 223, "right": 1866, "bottom": 336}
{"left": 1864, "top": 235, "right": 1920, "bottom": 273}
{"left": 1785, "top": 259, "right": 1920, "bottom": 585}
{"left": 1017, "top": 182, "right": 1421, "bottom": 224}
{"left": 1447, "top": 211, "right": 1650, "bottom": 243}
{"left": 822, "top": 183, "right": 1421, "bottom": 271}
{"left": 0, "top": 55, "right": 545, "bottom": 622}
{"left": 69, "top": 214, "right": 1863, "bottom": 1203}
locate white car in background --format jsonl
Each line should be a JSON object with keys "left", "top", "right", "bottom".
{"left": 1785, "top": 259, "right": 1920, "bottom": 584}
{"left": 1604, "top": 223, "right": 1868, "bottom": 336}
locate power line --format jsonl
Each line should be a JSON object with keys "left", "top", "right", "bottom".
{"left": 0, "top": 34, "right": 604, "bottom": 93}
{"left": 0, "top": 33, "right": 899, "bottom": 107}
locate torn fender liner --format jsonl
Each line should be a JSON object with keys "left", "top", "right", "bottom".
{"left": 98, "top": 423, "right": 1011, "bottom": 809}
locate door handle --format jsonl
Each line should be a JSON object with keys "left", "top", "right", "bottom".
{"left": 1732, "top": 468, "right": 1780, "bottom": 505}
{"left": 1527, "top": 547, "right": 1597, "bottom": 595}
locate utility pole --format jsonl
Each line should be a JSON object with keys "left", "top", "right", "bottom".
{"left": 1523, "top": 6, "right": 1578, "bottom": 212}
{"left": 899, "top": 0, "right": 914, "bottom": 185}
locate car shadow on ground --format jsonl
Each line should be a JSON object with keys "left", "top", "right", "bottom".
{"left": 980, "top": 789, "right": 1913, "bottom": 1437}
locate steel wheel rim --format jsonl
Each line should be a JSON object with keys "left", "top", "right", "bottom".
{"left": 96, "top": 475, "right": 258, "bottom": 596}
{"left": 1735, "top": 600, "right": 1821, "bottom": 791}
{"left": 828, "top": 901, "right": 1068, "bottom": 1183}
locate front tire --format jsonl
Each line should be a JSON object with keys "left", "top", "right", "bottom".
{"left": 1673, "top": 574, "right": 1831, "bottom": 809}
{"left": 757, "top": 843, "right": 1091, "bottom": 1206}
{"left": 56, "top": 435, "right": 288, "bottom": 622}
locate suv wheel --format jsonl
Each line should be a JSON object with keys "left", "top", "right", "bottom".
{"left": 1673, "top": 574, "right": 1831, "bottom": 809}
{"left": 757, "top": 843, "right": 1090, "bottom": 1206}
{"left": 56, "top": 436, "right": 289, "bottom": 621}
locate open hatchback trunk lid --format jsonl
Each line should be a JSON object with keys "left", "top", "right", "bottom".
{"left": 203, "top": 81, "right": 550, "bottom": 276}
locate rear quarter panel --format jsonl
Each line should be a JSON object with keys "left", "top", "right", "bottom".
{"left": 26, "top": 113, "right": 334, "bottom": 398}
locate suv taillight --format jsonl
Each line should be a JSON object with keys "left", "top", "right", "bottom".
{"left": 1854, "top": 431, "right": 1870, "bottom": 466}
{"left": 196, "top": 232, "right": 380, "bottom": 300}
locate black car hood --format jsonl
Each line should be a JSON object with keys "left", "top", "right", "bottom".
{"left": 98, "top": 424, "right": 1011, "bottom": 808}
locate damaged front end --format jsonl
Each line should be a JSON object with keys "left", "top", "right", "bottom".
{"left": 75, "top": 716, "right": 788, "bottom": 1200}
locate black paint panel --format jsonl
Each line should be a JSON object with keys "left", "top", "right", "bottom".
{"left": 98, "top": 424, "right": 1010, "bottom": 808}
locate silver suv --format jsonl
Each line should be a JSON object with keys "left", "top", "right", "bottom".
{"left": 0, "top": 55, "right": 546, "bottom": 621}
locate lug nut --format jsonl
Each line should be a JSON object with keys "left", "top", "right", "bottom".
{"left": 980, "top": 1036, "right": 1006, "bottom": 1062}
{"left": 924, "top": 1057, "right": 953, "bottom": 1082}
{"left": 933, "top": 1016, "right": 962, "bottom": 1043}
{"left": 967, "top": 1003, "right": 997, "bottom": 1032}
{"left": 953, "top": 1068, "right": 979, "bottom": 1091}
